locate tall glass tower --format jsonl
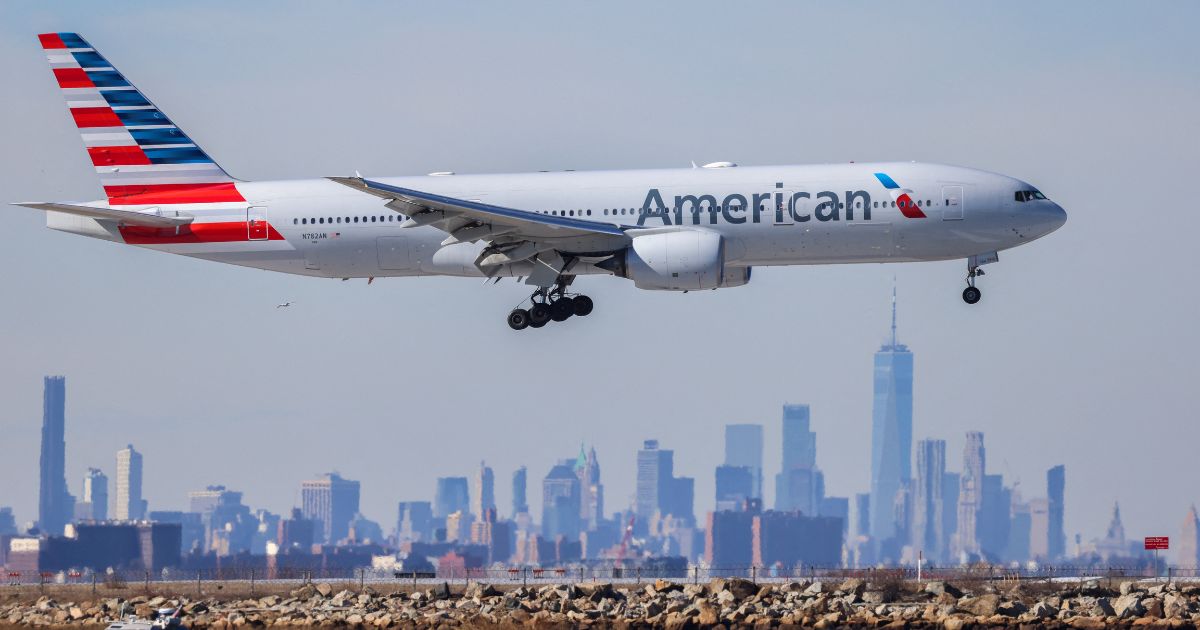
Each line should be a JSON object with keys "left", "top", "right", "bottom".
{"left": 38, "top": 376, "right": 72, "bottom": 535}
{"left": 869, "top": 285, "right": 913, "bottom": 543}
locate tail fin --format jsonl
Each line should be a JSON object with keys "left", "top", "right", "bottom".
{"left": 38, "top": 32, "right": 245, "bottom": 206}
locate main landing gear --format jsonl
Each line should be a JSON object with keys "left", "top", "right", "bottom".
{"left": 507, "top": 282, "right": 594, "bottom": 331}
{"left": 963, "top": 264, "right": 984, "bottom": 305}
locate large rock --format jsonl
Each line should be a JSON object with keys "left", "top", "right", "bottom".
{"left": 654, "top": 579, "right": 682, "bottom": 593}
{"left": 464, "top": 581, "right": 500, "bottom": 599}
{"left": 1120, "top": 581, "right": 1144, "bottom": 596}
{"left": 314, "top": 583, "right": 333, "bottom": 597}
{"left": 997, "top": 600, "right": 1028, "bottom": 617}
{"left": 723, "top": 578, "right": 758, "bottom": 601}
{"left": 1163, "top": 592, "right": 1189, "bottom": 618}
{"left": 956, "top": 593, "right": 1000, "bottom": 616}
{"left": 803, "top": 581, "right": 828, "bottom": 595}
{"left": 696, "top": 601, "right": 719, "bottom": 626}
{"left": 1113, "top": 593, "right": 1145, "bottom": 618}
{"left": 838, "top": 578, "right": 865, "bottom": 597}
{"left": 924, "top": 581, "right": 964, "bottom": 598}
{"left": 1031, "top": 601, "right": 1059, "bottom": 618}
{"left": 1091, "top": 597, "right": 1116, "bottom": 617}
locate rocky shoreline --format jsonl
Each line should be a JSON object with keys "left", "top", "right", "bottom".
{"left": 3, "top": 577, "right": 1199, "bottom": 628}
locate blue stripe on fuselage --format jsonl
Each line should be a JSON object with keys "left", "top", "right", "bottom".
{"left": 874, "top": 172, "right": 900, "bottom": 189}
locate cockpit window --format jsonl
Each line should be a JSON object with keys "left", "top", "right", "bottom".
{"left": 1014, "top": 190, "right": 1048, "bottom": 202}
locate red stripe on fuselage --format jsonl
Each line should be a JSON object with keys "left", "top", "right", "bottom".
{"left": 54, "top": 68, "right": 94, "bottom": 88}
{"left": 896, "top": 193, "right": 927, "bottom": 219}
{"left": 105, "top": 183, "right": 246, "bottom": 205}
{"left": 89, "top": 145, "right": 151, "bottom": 166}
{"left": 118, "top": 221, "right": 284, "bottom": 245}
{"left": 70, "top": 107, "right": 123, "bottom": 128}
{"left": 39, "top": 33, "right": 67, "bottom": 49}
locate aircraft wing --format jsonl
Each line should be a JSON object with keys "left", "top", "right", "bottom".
{"left": 13, "top": 202, "right": 193, "bottom": 228}
{"left": 327, "top": 177, "right": 636, "bottom": 242}
{"left": 328, "top": 177, "right": 638, "bottom": 282}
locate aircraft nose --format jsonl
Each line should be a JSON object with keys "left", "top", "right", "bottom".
{"left": 1046, "top": 202, "right": 1067, "bottom": 232}
{"left": 1027, "top": 201, "right": 1067, "bottom": 237}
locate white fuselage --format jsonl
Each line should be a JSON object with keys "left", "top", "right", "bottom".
{"left": 49, "top": 161, "right": 1067, "bottom": 280}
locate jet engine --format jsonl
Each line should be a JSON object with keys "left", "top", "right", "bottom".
{"left": 603, "top": 230, "right": 749, "bottom": 291}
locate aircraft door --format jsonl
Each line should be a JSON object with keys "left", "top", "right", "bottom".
{"left": 942, "top": 186, "right": 963, "bottom": 220}
{"left": 247, "top": 205, "right": 269, "bottom": 240}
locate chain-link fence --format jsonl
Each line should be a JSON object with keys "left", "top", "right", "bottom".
{"left": 4, "top": 564, "right": 1197, "bottom": 600}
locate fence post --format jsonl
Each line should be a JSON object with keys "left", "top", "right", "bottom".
{"left": 751, "top": 566, "right": 757, "bottom": 584}
{"left": 250, "top": 569, "right": 255, "bottom": 596}
{"left": 693, "top": 566, "right": 698, "bottom": 586}
{"left": 144, "top": 570, "right": 150, "bottom": 593}
{"left": 360, "top": 568, "right": 365, "bottom": 591}
{"left": 92, "top": 572, "right": 97, "bottom": 597}
{"left": 196, "top": 571, "right": 201, "bottom": 598}
{"left": 39, "top": 572, "right": 44, "bottom": 594}
{"left": 636, "top": 566, "right": 641, "bottom": 586}
{"left": 522, "top": 567, "right": 527, "bottom": 588}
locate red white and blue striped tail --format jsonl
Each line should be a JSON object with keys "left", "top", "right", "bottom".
{"left": 38, "top": 32, "right": 245, "bottom": 206}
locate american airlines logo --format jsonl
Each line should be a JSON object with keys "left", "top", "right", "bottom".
{"left": 635, "top": 173, "right": 925, "bottom": 226}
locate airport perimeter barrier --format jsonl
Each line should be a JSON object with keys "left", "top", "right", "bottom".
{"left": 4, "top": 564, "right": 1197, "bottom": 597}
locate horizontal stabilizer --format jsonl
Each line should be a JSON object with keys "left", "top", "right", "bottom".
{"left": 13, "top": 201, "right": 193, "bottom": 227}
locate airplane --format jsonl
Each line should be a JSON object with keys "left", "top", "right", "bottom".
{"left": 276, "top": 302, "right": 293, "bottom": 309}
{"left": 17, "top": 33, "right": 1067, "bottom": 331}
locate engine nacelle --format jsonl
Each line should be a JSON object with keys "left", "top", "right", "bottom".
{"left": 619, "top": 230, "right": 747, "bottom": 291}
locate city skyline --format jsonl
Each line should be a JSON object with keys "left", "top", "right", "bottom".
{"left": 5, "top": 288, "right": 1196, "bottom": 561}
{"left": 9, "top": 314, "right": 1189, "bottom": 565}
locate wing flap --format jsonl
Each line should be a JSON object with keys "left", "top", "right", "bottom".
{"left": 14, "top": 201, "right": 194, "bottom": 227}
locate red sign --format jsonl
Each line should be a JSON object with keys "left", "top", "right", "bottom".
{"left": 1145, "top": 536, "right": 1170, "bottom": 550}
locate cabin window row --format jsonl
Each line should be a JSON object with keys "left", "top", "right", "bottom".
{"left": 294, "top": 215, "right": 408, "bottom": 225}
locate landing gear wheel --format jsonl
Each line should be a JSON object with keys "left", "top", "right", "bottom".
{"left": 507, "top": 309, "right": 530, "bottom": 330}
{"left": 962, "top": 286, "right": 982, "bottom": 305}
{"left": 550, "top": 297, "right": 575, "bottom": 322}
{"left": 529, "top": 303, "right": 552, "bottom": 326}
{"left": 573, "top": 295, "right": 594, "bottom": 316}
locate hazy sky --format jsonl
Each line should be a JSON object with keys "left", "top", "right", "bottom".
{"left": 1, "top": 2, "right": 1198, "bottom": 559}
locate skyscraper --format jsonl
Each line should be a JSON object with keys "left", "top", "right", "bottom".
{"left": 473, "top": 462, "right": 495, "bottom": 517}
{"left": 396, "top": 501, "right": 433, "bottom": 543}
{"left": 1047, "top": 465, "right": 1065, "bottom": 560}
{"left": 775, "top": 405, "right": 819, "bottom": 513}
{"left": 724, "top": 424, "right": 763, "bottom": 499}
{"left": 1028, "top": 498, "right": 1051, "bottom": 560}
{"left": 115, "top": 444, "right": 145, "bottom": 521}
{"left": 636, "top": 440, "right": 694, "bottom": 525}
{"left": 912, "top": 439, "right": 945, "bottom": 561}
{"left": 512, "top": 467, "right": 528, "bottom": 517}
{"left": 300, "top": 473, "right": 360, "bottom": 544}
{"left": 869, "top": 287, "right": 913, "bottom": 543}
{"left": 1180, "top": 506, "right": 1200, "bottom": 568}
{"left": 434, "top": 477, "right": 470, "bottom": 519}
{"left": 543, "top": 460, "right": 581, "bottom": 540}
{"left": 715, "top": 465, "right": 755, "bottom": 512}
{"left": 636, "top": 440, "right": 670, "bottom": 519}
{"left": 575, "top": 446, "right": 603, "bottom": 530}
{"left": 78, "top": 468, "right": 108, "bottom": 521}
{"left": 954, "top": 432, "right": 985, "bottom": 558}
{"left": 38, "top": 376, "right": 73, "bottom": 535}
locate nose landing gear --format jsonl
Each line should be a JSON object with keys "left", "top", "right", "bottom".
{"left": 507, "top": 279, "right": 593, "bottom": 330}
